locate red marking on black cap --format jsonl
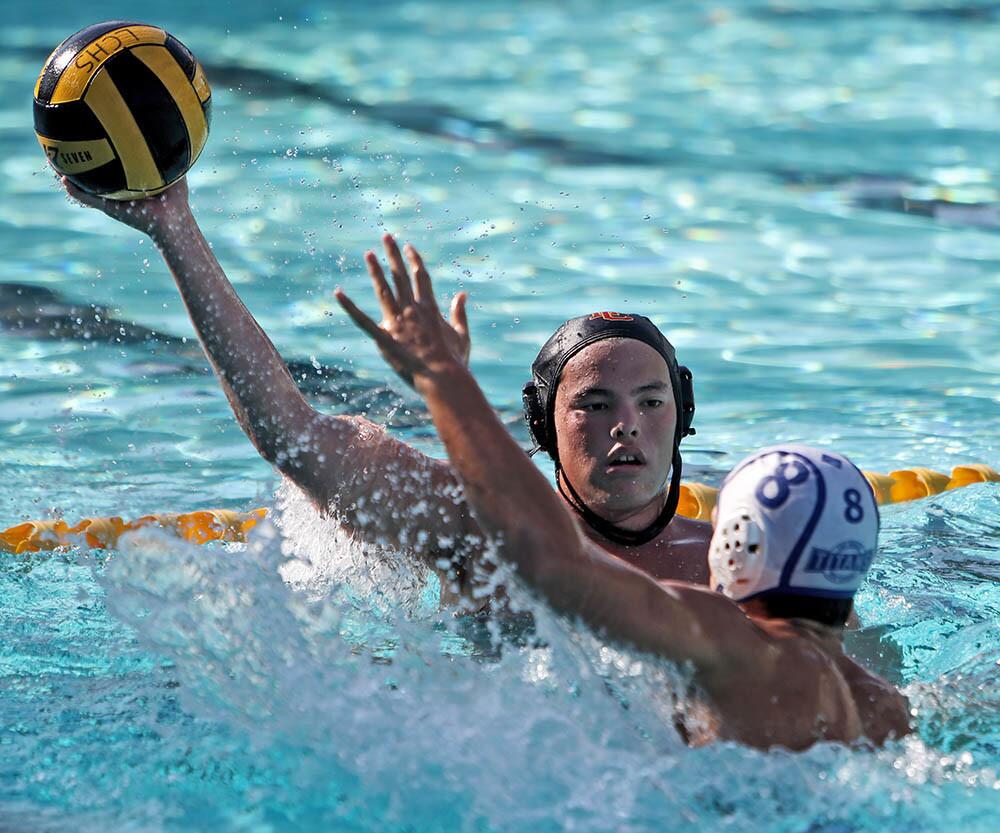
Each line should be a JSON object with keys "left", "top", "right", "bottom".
{"left": 589, "top": 312, "right": 634, "bottom": 321}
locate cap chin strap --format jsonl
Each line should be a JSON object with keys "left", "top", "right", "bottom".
{"left": 556, "top": 449, "right": 684, "bottom": 546}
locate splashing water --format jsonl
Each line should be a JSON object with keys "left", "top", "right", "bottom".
{"left": 3, "top": 0, "right": 1000, "bottom": 828}
{"left": 0, "top": 484, "right": 962, "bottom": 831}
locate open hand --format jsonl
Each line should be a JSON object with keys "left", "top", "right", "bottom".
{"left": 59, "top": 175, "right": 191, "bottom": 237}
{"left": 335, "top": 234, "right": 469, "bottom": 389}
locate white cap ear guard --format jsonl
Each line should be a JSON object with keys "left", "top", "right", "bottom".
{"left": 709, "top": 507, "right": 766, "bottom": 599}
{"left": 709, "top": 445, "right": 879, "bottom": 602}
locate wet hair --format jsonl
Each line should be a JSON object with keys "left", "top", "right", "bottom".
{"left": 755, "top": 593, "right": 854, "bottom": 628}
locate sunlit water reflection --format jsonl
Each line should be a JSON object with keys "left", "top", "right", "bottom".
{"left": 2, "top": 1, "right": 1000, "bottom": 829}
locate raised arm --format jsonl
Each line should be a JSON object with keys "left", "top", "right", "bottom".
{"left": 60, "top": 178, "right": 478, "bottom": 562}
{"left": 336, "top": 244, "right": 769, "bottom": 681}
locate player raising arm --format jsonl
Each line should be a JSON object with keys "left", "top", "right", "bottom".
{"left": 336, "top": 244, "right": 911, "bottom": 750}
{"left": 61, "top": 177, "right": 485, "bottom": 593}
{"left": 61, "top": 176, "right": 709, "bottom": 604}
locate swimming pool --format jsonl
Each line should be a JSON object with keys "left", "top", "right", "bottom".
{"left": 2, "top": 0, "right": 999, "bottom": 829}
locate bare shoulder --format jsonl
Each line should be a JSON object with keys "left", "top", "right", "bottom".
{"left": 839, "top": 656, "right": 912, "bottom": 744}
{"left": 659, "top": 582, "right": 779, "bottom": 676}
{"left": 700, "top": 618, "right": 909, "bottom": 748}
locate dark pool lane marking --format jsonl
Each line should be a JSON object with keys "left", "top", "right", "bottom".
{"left": 17, "top": 43, "right": 1000, "bottom": 229}
{"left": 0, "top": 281, "right": 434, "bottom": 425}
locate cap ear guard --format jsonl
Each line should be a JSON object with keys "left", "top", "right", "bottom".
{"left": 678, "top": 365, "right": 696, "bottom": 437}
{"left": 708, "top": 508, "right": 766, "bottom": 600}
{"left": 522, "top": 381, "right": 550, "bottom": 454}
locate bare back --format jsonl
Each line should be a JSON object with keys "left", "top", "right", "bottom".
{"left": 702, "top": 618, "right": 910, "bottom": 750}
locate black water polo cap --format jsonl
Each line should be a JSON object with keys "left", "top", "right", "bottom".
{"left": 522, "top": 311, "right": 695, "bottom": 460}
{"left": 520, "top": 311, "right": 697, "bottom": 547}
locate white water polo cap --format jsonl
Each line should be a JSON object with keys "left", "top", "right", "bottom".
{"left": 708, "top": 445, "right": 879, "bottom": 602}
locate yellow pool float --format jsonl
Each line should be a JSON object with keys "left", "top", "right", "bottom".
{"left": 3, "top": 464, "right": 997, "bottom": 554}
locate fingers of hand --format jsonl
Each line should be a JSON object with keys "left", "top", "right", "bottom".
{"left": 365, "top": 251, "right": 400, "bottom": 319}
{"left": 450, "top": 291, "right": 469, "bottom": 336}
{"left": 336, "top": 288, "right": 421, "bottom": 387}
{"left": 382, "top": 233, "right": 414, "bottom": 305}
{"left": 60, "top": 175, "right": 100, "bottom": 208}
{"left": 335, "top": 289, "right": 400, "bottom": 356}
{"left": 404, "top": 243, "right": 439, "bottom": 311}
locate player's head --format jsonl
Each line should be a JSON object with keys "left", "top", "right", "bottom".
{"left": 708, "top": 445, "right": 879, "bottom": 627}
{"left": 522, "top": 313, "right": 695, "bottom": 544}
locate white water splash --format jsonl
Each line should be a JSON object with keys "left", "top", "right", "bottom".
{"left": 92, "top": 488, "right": 1000, "bottom": 833}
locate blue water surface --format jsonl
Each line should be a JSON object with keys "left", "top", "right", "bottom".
{"left": 1, "top": 1, "right": 999, "bottom": 830}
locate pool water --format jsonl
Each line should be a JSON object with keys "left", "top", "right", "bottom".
{"left": 2, "top": 1, "right": 1000, "bottom": 830}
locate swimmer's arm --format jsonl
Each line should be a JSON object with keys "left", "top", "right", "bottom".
{"left": 855, "top": 678, "right": 912, "bottom": 743}
{"left": 336, "top": 266, "right": 766, "bottom": 676}
{"left": 61, "top": 178, "right": 477, "bottom": 554}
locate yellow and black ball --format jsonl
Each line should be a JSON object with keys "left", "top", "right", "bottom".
{"left": 33, "top": 21, "right": 211, "bottom": 200}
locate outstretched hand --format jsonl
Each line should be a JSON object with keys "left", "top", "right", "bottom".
{"left": 59, "top": 175, "right": 191, "bottom": 237}
{"left": 335, "top": 234, "right": 470, "bottom": 390}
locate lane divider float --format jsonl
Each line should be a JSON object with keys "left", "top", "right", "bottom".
{"left": 3, "top": 464, "right": 998, "bottom": 554}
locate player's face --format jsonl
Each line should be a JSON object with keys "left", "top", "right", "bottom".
{"left": 552, "top": 339, "right": 677, "bottom": 526}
